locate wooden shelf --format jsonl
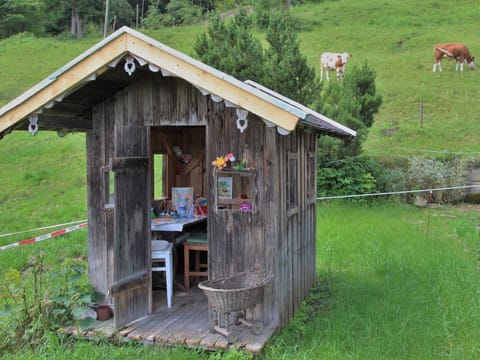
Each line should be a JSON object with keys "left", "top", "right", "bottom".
{"left": 214, "top": 168, "right": 257, "bottom": 213}
{"left": 216, "top": 168, "right": 256, "bottom": 175}
{"left": 218, "top": 197, "right": 253, "bottom": 205}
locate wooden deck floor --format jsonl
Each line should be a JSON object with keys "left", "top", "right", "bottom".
{"left": 74, "top": 286, "right": 275, "bottom": 353}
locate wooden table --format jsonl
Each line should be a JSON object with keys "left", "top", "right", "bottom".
{"left": 151, "top": 216, "right": 207, "bottom": 233}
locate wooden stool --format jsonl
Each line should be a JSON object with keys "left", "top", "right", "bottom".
{"left": 183, "top": 233, "right": 208, "bottom": 291}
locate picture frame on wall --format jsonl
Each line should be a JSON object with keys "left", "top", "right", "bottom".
{"left": 217, "top": 177, "right": 233, "bottom": 199}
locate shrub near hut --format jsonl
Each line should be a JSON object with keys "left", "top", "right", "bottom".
{"left": 0, "top": 253, "right": 97, "bottom": 353}
{"left": 317, "top": 157, "right": 381, "bottom": 199}
{"left": 407, "top": 156, "right": 467, "bottom": 204}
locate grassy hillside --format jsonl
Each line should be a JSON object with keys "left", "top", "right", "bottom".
{"left": 1, "top": 1, "right": 480, "bottom": 153}
{"left": 1, "top": 0, "right": 479, "bottom": 237}
{"left": 0, "top": 0, "right": 480, "bottom": 244}
{"left": 1, "top": 2, "right": 480, "bottom": 358}
{"left": 292, "top": 1, "right": 480, "bottom": 158}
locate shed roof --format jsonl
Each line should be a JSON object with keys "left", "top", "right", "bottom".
{"left": 0, "top": 26, "right": 355, "bottom": 139}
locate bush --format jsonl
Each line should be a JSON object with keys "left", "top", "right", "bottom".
{"left": 143, "top": 0, "right": 207, "bottom": 28}
{"left": 0, "top": 252, "right": 98, "bottom": 354}
{"left": 375, "top": 167, "right": 408, "bottom": 200}
{"left": 317, "top": 155, "right": 469, "bottom": 204}
{"left": 407, "top": 156, "right": 467, "bottom": 203}
{"left": 317, "top": 156, "right": 381, "bottom": 199}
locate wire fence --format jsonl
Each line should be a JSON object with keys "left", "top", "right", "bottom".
{"left": 317, "top": 184, "right": 480, "bottom": 200}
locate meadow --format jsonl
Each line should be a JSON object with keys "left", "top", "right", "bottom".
{"left": 2, "top": 203, "right": 479, "bottom": 359}
{"left": 1, "top": 0, "right": 480, "bottom": 358}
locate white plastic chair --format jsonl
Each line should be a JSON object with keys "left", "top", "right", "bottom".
{"left": 152, "top": 240, "right": 173, "bottom": 308}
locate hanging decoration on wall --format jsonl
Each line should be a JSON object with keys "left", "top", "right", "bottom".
{"left": 172, "top": 145, "right": 192, "bottom": 164}
{"left": 236, "top": 108, "right": 249, "bottom": 133}
{"left": 28, "top": 113, "right": 39, "bottom": 136}
{"left": 124, "top": 55, "right": 136, "bottom": 76}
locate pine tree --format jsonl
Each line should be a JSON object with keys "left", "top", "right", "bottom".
{"left": 263, "top": 13, "right": 319, "bottom": 106}
{"left": 317, "top": 61, "right": 382, "bottom": 159}
{"left": 194, "top": 11, "right": 265, "bottom": 82}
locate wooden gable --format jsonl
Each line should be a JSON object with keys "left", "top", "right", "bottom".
{"left": 0, "top": 27, "right": 355, "bottom": 140}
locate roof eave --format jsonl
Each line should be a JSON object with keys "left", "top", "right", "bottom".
{"left": 244, "top": 80, "right": 356, "bottom": 138}
{"left": 0, "top": 26, "right": 355, "bottom": 139}
{"left": 0, "top": 32, "right": 129, "bottom": 134}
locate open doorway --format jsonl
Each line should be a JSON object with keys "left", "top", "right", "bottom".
{"left": 149, "top": 126, "right": 208, "bottom": 309}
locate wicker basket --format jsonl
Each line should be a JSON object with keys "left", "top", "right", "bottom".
{"left": 199, "top": 272, "right": 272, "bottom": 312}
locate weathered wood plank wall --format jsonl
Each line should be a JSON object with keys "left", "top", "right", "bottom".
{"left": 305, "top": 132, "right": 317, "bottom": 298}
{"left": 262, "top": 126, "right": 280, "bottom": 326}
{"left": 87, "top": 98, "right": 116, "bottom": 296}
{"left": 87, "top": 72, "right": 318, "bottom": 332}
{"left": 110, "top": 81, "right": 151, "bottom": 328}
{"left": 145, "top": 76, "right": 208, "bottom": 126}
{"left": 88, "top": 74, "right": 209, "bottom": 301}
{"left": 206, "top": 103, "right": 272, "bottom": 324}
{"left": 276, "top": 129, "right": 318, "bottom": 328}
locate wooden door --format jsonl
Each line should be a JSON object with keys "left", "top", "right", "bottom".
{"left": 109, "top": 124, "right": 151, "bottom": 329}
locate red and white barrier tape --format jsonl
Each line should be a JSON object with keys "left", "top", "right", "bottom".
{"left": 0, "top": 222, "right": 88, "bottom": 251}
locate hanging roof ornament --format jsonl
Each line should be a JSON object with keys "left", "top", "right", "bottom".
{"left": 124, "top": 56, "right": 136, "bottom": 76}
{"left": 236, "top": 108, "right": 249, "bottom": 133}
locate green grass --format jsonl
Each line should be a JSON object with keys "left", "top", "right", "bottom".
{"left": 0, "top": 132, "right": 86, "bottom": 245}
{"left": 1, "top": 0, "right": 480, "bottom": 358}
{"left": 0, "top": 339, "right": 232, "bottom": 360}
{"left": 1, "top": 201, "right": 479, "bottom": 358}
{"left": 289, "top": 0, "right": 480, "bottom": 157}
{"left": 265, "top": 202, "right": 480, "bottom": 359}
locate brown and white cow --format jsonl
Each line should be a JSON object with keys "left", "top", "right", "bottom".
{"left": 320, "top": 52, "right": 351, "bottom": 81}
{"left": 433, "top": 43, "right": 475, "bottom": 72}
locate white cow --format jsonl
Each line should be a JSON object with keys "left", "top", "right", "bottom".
{"left": 320, "top": 52, "right": 351, "bottom": 81}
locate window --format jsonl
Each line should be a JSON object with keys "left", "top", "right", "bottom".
{"left": 104, "top": 163, "right": 115, "bottom": 206}
{"left": 153, "top": 154, "right": 166, "bottom": 199}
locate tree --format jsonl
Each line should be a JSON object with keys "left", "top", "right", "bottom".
{"left": 163, "top": 0, "right": 203, "bottom": 26}
{"left": 70, "top": 0, "right": 82, "bottom": 37}
{"left": 0, "top": 0, "right": 134, "bottom": 39}
{"left": 315, "top": 61, "right": 383, "bottom": 197}
{"left": 0, "top": 0, "right": 46, "bottom": 38}
{"left": 194, "top": 11, "right": 266, "bottom": 82}
{"left": 143, "top": 0, "right": 213, "bottom": 28}
{"left": 264, "top": 13, "right": 319, "bottom": 105}
{"left": 194, "top": 11, "right": 319, "bottom": 107}
{"left": 317, "top": 61, "right": 382, "bottom": 159}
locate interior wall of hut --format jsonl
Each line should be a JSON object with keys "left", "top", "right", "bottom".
{"left": 150, "top": 126, "right": 206, "bottom": 202}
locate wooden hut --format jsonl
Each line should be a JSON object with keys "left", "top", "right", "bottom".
{"left": 0, "top": 27, "right": 355, "bottom": 350}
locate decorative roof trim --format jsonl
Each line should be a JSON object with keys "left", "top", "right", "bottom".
{"left": 0, "top": 26, "right": 355, "bottom": 139}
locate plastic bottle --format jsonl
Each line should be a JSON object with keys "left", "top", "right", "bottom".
{"left": 179, "top": 204, "right": 186, "bottom": 219}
